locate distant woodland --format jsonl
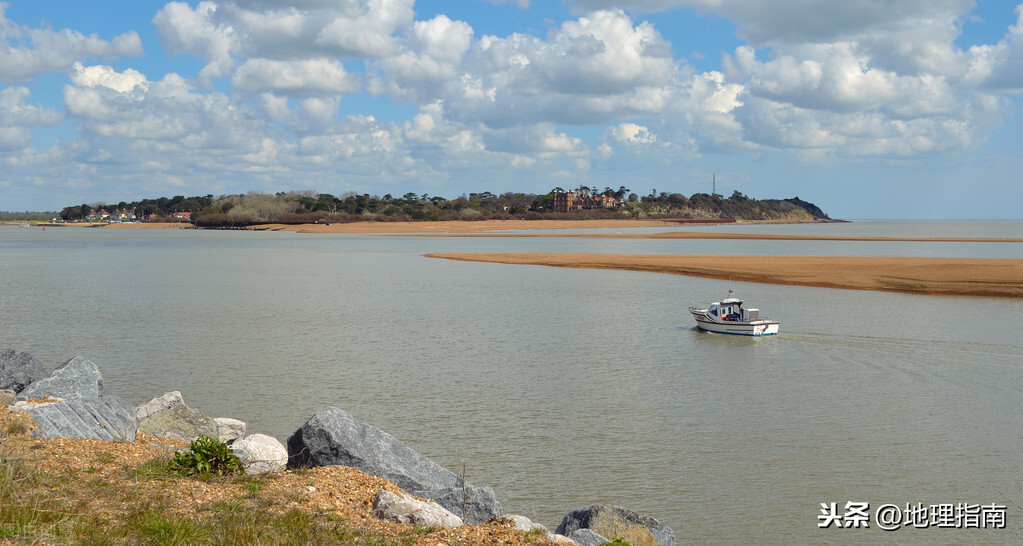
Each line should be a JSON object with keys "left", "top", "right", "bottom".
{"left": 49, "top": 187, "right": 831, "bottom": 227}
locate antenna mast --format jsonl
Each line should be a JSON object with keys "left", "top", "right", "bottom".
{"left": 713, "top": 173, "right": 716, "bottom": 196}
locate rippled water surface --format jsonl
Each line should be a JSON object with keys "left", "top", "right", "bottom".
{"left": 2, "top": 221, "right": 1021, "bottom": 543}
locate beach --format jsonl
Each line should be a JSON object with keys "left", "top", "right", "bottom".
{"left": 95, "top": 219, "right": 1023, "bottom": 297}
{"left": 426, "top": 253, "right": 1023, "bottom": 298}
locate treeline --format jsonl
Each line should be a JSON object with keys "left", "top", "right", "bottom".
{"left": 59, "top": 195, "right": 214, "bottom": 222}
{"left": 57, "top": 187, "right": 830, "bottom": 227}
{"left": 0, "top": 211, "right": 54, "bottom": 222}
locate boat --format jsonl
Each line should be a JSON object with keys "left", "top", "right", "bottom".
{"left": 689, "top": 289, "right": 779, "bottom": 336}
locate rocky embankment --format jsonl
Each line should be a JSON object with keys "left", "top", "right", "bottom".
{"left": 1, "top": 349, "right": 677, "bottom": 545}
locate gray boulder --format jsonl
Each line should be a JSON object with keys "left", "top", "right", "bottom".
{"left": 287, "top": 406, "right": 502, "bottom": 524}
{"left": 231, "top": 434, "right": 287, "bottom": 475}
{"left": 134, "top": 391, "right": 185, "bottom": 422}
{"left": 14, "top": 355, "right": 101, "bottom": 402}
{"left": 372, "top": 489, "right": 463, "bottom": 527}
{"left": 0, "top": 389, "right": 15, "bottom": 407}
{"left": 0, "top": 349, "right": 48, "bottom": 393}
{"left": 568, "top": 528, "right": 611, "bottom": 546}
{"left": 14, "top": 396, "right": 138, "bottom": 442}
{"left": 556, "top": 504, "right": 676, "bottom": 546}
{"left": 214, "top": 417, "right": 246, "bottom": 445}
{"left": 10, "top": 356, "right": 136, "bottom": 441}
{"left": 137, "top": 401, "right": 218, "bottom": 443}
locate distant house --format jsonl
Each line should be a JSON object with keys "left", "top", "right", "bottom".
{"left": 171, "top": 211, "right": 191, "bottom": 221}
{"left": 86, "top": 209, "right": 111, "bottom": 222}
{"left": 114, "top": 208, "right": 137, "bottom": 221}
{"left": 553, "top": 191, "right": 619, "bottom": 212}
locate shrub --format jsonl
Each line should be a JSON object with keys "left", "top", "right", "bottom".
{"left": 169, "top": 436, "right": 244, "bottom": 477}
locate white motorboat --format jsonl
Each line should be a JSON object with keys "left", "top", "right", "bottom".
{"left": 689, "top": 289, "right": 779, "bottom": 336}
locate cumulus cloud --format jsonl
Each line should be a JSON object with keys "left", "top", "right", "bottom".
{"left": 437, "top": 9, "right": 675, "bottom": 127}
{"left": 0, "top": 86, "right": 62, "bottom": 150}
{"left": 233, "top": 58, "right": 360, "bottom": 96}
{"left": 154, "top": 0, "right": 415, "bottom": 88}
{"left": 70, "top": 62, "right": 148, "bottom": 93}
{"left": 967, "top": 4, "right": 1023, "bottom": 91}
{"left": 609, "top": 122, "right": 657, "bottom": 145}
{"left": 0, "top": 3, "right": 141, "bottom": 81}
{"left": 370, "top": 14, "right": 474, "bottom": 103}
{"left": 153, "top": 1, "right": 237, "bottom": 86}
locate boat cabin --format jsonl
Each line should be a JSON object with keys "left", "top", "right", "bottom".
{"left": 708, "top": 299, "right": 760, "bottom": 322}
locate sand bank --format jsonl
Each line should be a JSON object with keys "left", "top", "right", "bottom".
{"left": 426, "top": 253, "right": 1023, "bottom": 298}
{"left": 99, "top": 219, "right": 1020, "bottom": 243}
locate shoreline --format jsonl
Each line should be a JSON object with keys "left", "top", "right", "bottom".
{"left": 87, "top": 219, "right": 1021, "bottom": 243}
{"left": 426, "top": 253, "right": 1023, "bottom": 298}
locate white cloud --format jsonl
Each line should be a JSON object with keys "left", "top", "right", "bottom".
{"left": 233, "top": 58, "right": 360, "bottom": 96}
{"left": 70, "top": 62, "right": 148, "bottom": 93}
{"left": 154, "top": 0, "right": 415, "bottom": 89}
{"left": 609, "top": 122, "right": 657, "bottom": 145}
{"left": 0, "top": 3, "right": 141, "bottom": 81}
{"left": 440, "top": 10, "right": 675, "bottom": 127}
{"left": 153, "top": 1, "right": 237, "bottom": 86}
{"left": 967, "top": 4, "right": 1023, "bottom": 91}
{"left": 314, "top": 0, "right": 414, "bottom": 57}
{"left": 370, "top": 14, "right": 474, "bottom": 103}
{"left": 0, "top": 86, "right": 61, "bottom": 150}
{"left": 482, "top": 123, "right": 588, "bottom": 155}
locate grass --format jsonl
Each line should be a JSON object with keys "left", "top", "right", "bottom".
{"left": 0, "top": 444, "right": 409, "bottom": 545}
{"left": 0, "top": 409, "right": 551, "bottom": 545}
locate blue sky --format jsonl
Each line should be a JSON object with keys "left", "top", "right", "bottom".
{"left": 2, "top": 0, "right": 1022, "bottom": 218}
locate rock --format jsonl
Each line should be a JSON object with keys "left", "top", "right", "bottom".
{"left": 371, "top": 489, "right": 463, "bottom": 528}
{"left": 214, "top": 417, "right": 246, "bottom": 445}
{"left": 0, "top": 389, "right": 15, "bottom": 407}
{"left": 134, "top": 391, "right": 185, "bottom": 422}
{"left": 137, "top": 404, "right": 218, "bottom": 443}
{"left": 568, "top": 528, "right": 612, "bottom": 546}
{"left": 0, "top": 349, "right": 48, "bottom": 393}
{"left": 14, "top": 356, "right": 102, "bottom": 402}
{"left": 287, "top": 406, "right": 502, "bottom": 524}
{"left": 10, "top": 356, "right": 137, "bottom": 441}
{"left": 419, "top": 486, "right": 504, "bottom": 527}
{"left": 134, "top": 392, "right": 218, "bottom": 443}
{"left": 16, "top": 395, "right": 138, "bottom": 442}
{"left": 231, "top": 434, "right": 287, "bottom": 475}
{"left": 506, "top": 514, "right": 558, "bottom": 542}
{"left": 556, "top": 504, "right": 676, "bottom": 546}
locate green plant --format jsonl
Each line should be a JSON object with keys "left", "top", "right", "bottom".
{"left": 168, "top": 436, "right": 244, "bottom": 477}
{"left": 241, "top": 480, "right": 265, "bottom": 493}
{"left": 130, "top": 506, "right": 210, "bottom": 545}
{"left": 130, "top": 457, "right": 177, "bottom": 481}
{"left": 601, "top": 539, "right": 632, "bottom": 546}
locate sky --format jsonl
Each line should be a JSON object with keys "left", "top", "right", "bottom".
{"left": 1, "top": 1, "right": 1022, "bottom": 219}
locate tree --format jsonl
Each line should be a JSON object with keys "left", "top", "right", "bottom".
{"left": 60, "top": 206, "right": 82, "bottom": 221}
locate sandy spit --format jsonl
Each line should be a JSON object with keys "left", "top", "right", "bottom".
{"left": 95, "top": 219, "right": 1020, "bottom": 243}
{"left": 425, "top": 253, "right": 1023, "bottom": 298}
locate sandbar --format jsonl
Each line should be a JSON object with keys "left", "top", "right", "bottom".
{"left": 96, "top": 219, "right": 1021, "bottom": 243}
{"left": 426, "top": 253, "right": 1023, "bottom": 298}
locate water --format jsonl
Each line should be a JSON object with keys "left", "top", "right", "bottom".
{"left": 2, "top": 221, "right": 1021, "bottom": 543}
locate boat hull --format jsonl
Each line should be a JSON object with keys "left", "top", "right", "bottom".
{"left": 690, "top": 311, "right": 779, "bottom": 336}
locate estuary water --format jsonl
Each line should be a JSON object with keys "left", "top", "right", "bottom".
{"left": 2, "top": 220, "right": 1021, "bottom": 543}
